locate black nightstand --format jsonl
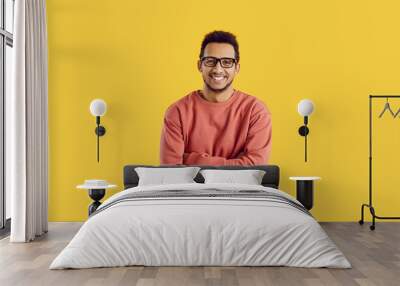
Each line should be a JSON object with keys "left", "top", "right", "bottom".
{"left": 289, "top": 176, "right": 321, "bottom": 210}
{"left": 77, "top": 182, "right": 117, "bottom": 216}
{"left": 87, "top": 189, "right": 106, "bottom": 215}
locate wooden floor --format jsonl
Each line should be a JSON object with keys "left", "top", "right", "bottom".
{"left": 0, "top": 222, "right": 399, "bottom": 286}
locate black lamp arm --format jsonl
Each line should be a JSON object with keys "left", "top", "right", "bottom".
{"left": 298, "top": 116, "right": 310, "bottom": 162}
{"left": 94, "top": 116, "right": 106, "bottom": 162}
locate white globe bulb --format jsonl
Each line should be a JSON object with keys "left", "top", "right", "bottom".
{"left": 297, "top": 99, "right": 314, "bottom": 116}
{"left": 90, "top": 99, "right": 107, "bottom": 116}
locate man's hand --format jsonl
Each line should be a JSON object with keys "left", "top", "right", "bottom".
{"left": 183, "top": 152, "right": 225, "bottom": 165}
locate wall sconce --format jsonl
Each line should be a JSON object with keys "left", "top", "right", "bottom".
{"left": 297, "top": 99, "right": 314, "bottom": 162}
{"left": 89, "top": 99, "right": 107, "bottom": 162}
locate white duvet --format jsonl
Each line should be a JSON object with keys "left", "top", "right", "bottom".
{"left": 50, "top": 183, "right": 351, "bottom": 269}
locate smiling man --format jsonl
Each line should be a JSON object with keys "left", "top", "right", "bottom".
{"left": 160, "top": 31, "right": 272, "bottom": 166}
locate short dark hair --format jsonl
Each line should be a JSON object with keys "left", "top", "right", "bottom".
{"left": 199, "top": 30, "right": 240, "bottom": 62}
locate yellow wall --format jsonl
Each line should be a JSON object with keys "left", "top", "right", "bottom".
{"left": 47, "top": 0, "right": 400, "bottom": 221}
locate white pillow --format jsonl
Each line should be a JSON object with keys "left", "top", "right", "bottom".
{"left": 135, "top": 167, "right": 201, "bottom": 186}
{"left": 200, "top": 169, "right": 266, "bottom": 185}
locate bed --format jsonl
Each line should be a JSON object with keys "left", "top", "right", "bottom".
{"left": 50, "top": 165, "right": 351, "bottom": 269}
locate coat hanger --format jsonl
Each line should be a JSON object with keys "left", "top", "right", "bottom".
{"left": 394, "top": 107, "right": 400, "bottom": 118}
{"left": 378, "top": 97, "right": 395, "bottom": 118}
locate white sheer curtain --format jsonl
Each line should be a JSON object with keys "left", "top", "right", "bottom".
{"left": 8, "top": 0, "right": 48, "bottom": 242}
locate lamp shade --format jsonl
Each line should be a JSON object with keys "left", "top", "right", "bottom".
{"left": 90, "top": 99, "right": 107, "bottom": 116}
{"left": 297, "top": 99, "right": 314, "bottom": 116}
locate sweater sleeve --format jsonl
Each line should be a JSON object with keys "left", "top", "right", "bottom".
{"left": 183, "top": 101, "right": 272, "bottom": 166}
{"left": 225, "top": 102, "right": 272, "bottom": 165}
{"left": 160, "top": 105, "right": 185, "bottom": 165}
{"left": 183, "top": 152, "right": 225, "bottom": 165}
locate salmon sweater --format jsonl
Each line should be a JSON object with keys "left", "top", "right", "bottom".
{"left": 160, "top": 89, "right": 272, "bottom": 166}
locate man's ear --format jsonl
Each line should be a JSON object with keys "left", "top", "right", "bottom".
{"left": 197, "top": 60, "right": 202, "bottom": 72}
{"left": 235, "top": 62, "right": 240, "bottom": 75}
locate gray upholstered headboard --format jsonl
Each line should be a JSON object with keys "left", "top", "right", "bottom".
{"left": 123, "top": 165, "right": 280, "bottom": 189}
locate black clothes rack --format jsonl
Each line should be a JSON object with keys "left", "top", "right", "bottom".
{"left": 359, "top": 95, "right": 400, "bottom": 230}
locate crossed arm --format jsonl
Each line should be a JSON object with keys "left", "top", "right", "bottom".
{"left": 160, "top": 104, "right": 272, "bottom": 166}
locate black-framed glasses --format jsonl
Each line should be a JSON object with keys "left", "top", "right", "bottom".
{"left": 201, "top": 56, "right": 237, "bottom": 68}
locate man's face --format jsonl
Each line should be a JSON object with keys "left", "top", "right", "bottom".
{"left": 198, "top": 43, "right": 240, "bottom": 93}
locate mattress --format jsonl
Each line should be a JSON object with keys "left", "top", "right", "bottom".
{"left": 50, "top": 183, "right": 351, "bottom": 269}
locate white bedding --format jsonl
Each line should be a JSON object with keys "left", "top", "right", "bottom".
{"left": 50, "top": 183, "right": 351, "bottom": 269}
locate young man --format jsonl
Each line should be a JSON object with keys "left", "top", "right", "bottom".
{"left": 160, "top": 31, "right": 272, "bottom": 166}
